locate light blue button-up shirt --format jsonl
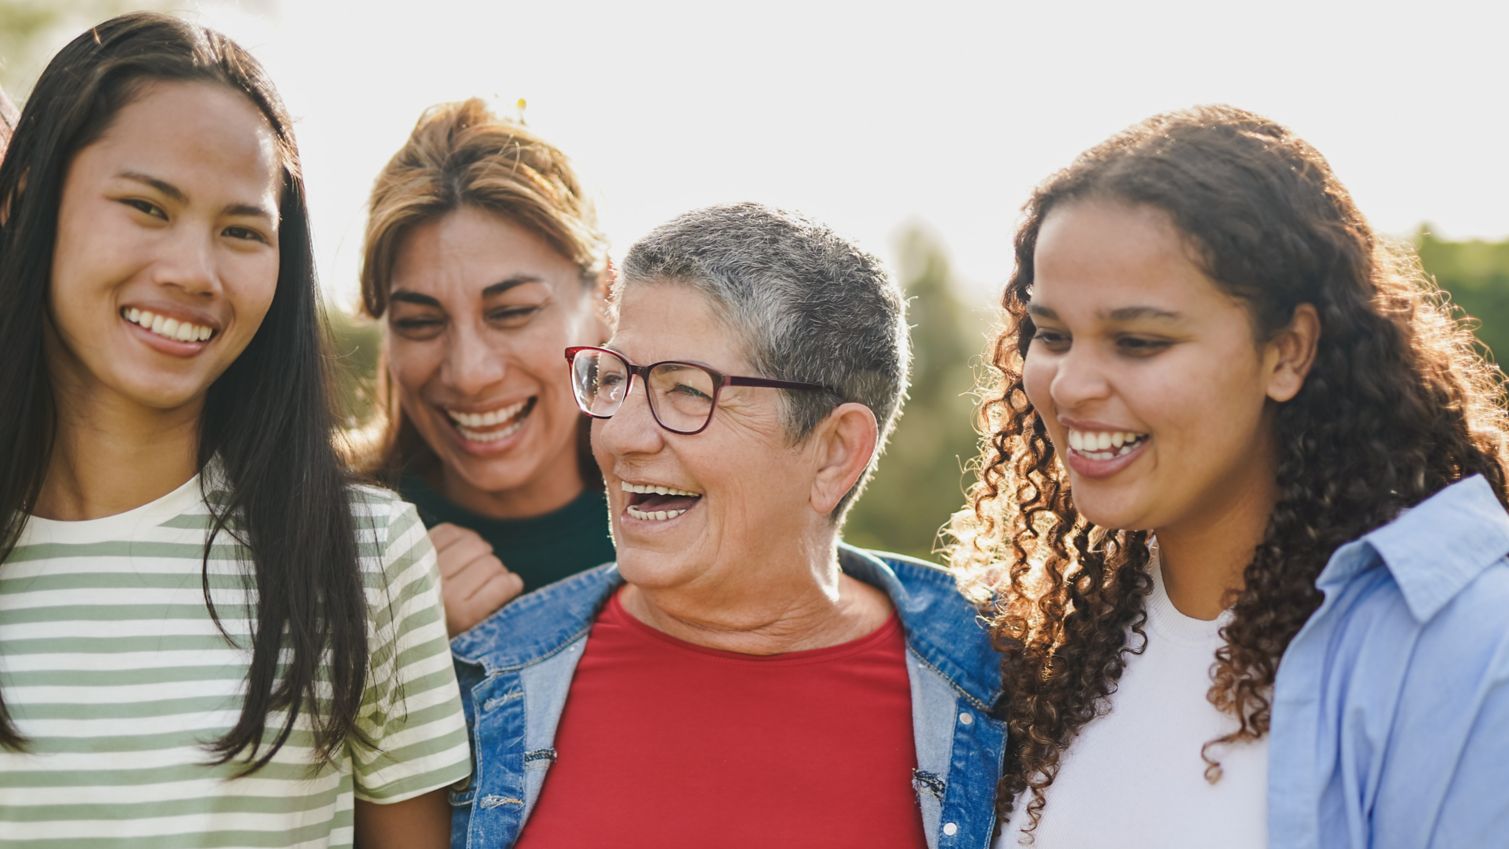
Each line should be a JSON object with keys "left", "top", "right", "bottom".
{"left": 1269, "top": 474, "right": 1509, "bottom": 848}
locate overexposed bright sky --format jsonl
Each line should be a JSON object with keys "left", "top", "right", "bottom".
{"left": 29, "top": 0, "right": 1509, "bottom": 306}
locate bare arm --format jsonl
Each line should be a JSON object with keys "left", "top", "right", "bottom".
{"left": 354, "top": 789, "right": 451, "bottom": 849}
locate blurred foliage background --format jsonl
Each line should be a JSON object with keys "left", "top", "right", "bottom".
{"left": 5, "top": 2, "right": 1507, "bottom": 563}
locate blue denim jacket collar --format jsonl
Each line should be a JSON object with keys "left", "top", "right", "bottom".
{"left": 452, "top": 563, "right": 622, "bottom": 674}
{"left": 453, "top": 542, "right": 1002, "bottom": 707}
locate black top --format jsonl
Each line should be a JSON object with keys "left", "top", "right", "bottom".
{"left": 400, "top": 475, "right": 616, "bottom": 592}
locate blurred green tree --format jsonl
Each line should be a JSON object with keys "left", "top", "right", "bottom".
{"left": 326, "top": 306, "right": 382, "bottom": 429}
{"left": 842, "top": 225, "right": 991, "bottom": 562}
{"left": 1416, "top": 228, "right": 1509, "bottom": 367}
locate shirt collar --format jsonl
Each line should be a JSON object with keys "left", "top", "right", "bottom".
{"left": 1325, "top": 475, "right": 1509, "bottom": 622}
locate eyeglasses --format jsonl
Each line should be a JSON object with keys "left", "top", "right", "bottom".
{"left": 565, "top": 345, "right": 835, "bottom": 435}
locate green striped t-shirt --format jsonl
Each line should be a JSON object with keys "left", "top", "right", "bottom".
{"left": 0, "top": 469, "right": 471, "bottom": 848}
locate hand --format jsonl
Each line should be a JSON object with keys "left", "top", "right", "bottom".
{"left": 430, "top": 523, "right": 524, "bottom": 637}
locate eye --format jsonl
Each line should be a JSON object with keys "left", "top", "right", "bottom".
{"left": 486, "top": 305, "right": 544, "bottom": 328}
{"left": 223, "top": 225, "right": 271, "bottom": 245}
{"left": 1115, "top": 335, "right": 1172, "bottom": 356}
{"left": 1030, "top": 327, "right": 1070, "bottom": 351}
{"left": 121, "top": 198, "right": 167, "bottom": 220}
{"left": 390, "top": 316, "right": 445, "bottom": 340}
{"left": 670, "top": 382, "right": 712, "bottom": 401}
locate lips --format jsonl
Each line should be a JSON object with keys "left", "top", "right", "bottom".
{"left": 1066, "top": 428, "right": 1148, "bottom": 460}
{"left": 120, "top": 307, "right": 217, "bottom": 344}
{"left": 621, "top": 481, "right": 703, "bottom": 521}
{"left": 444, "top": 398, "right": 534, "bottom": 443}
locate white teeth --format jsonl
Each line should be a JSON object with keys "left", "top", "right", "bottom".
{"left": 456, "top": 418, "right": 525, "bottom": 443}
{"left": 1066, "top": 428, "right": 1146, "bottom": 460}
{"left": 620, "top": 482, "right": 702, "bottom": 497}
{"left": 123, "top": 308, "right": 214, "bottom": 344}
{"left": 446, "top": 400, "right": 529, "bottom": 429}
{"left": 625, "top": 504, "right": 690, "bottom": 522}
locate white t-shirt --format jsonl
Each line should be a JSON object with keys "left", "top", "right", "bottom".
{"left": 0, "top": 469, "right": 471, "bottom": 848}
{"left": 995, "top": 560, "right": 1268, "bottom": 848}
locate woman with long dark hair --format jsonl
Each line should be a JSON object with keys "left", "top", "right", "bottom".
{"left": 951, "top": 105, "right": 1509, "bottom": 847}
{"left": 0, "top": 14, "right": 467, "bottom": 847}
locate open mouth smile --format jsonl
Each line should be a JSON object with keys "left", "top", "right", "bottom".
{"left": 622, "top": 481, "right": 703, "bottom": 522}
{"left": 121, "top": 307, "right": 217, "bottom": 344}
{"left": 1067, "top": 428, "right": 1148, "bottom": 461}
{"left": 445, "top": 398, "right": 534, "bottom": 443}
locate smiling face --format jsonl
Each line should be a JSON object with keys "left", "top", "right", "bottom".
{"left": 1023, "top": 199, "right": 1298, "bottom": 537}
{"left": 385, "top": 206, "right": 605, "bottom": 517}
{"left": 592, "top": 281, "right": 820, "bottom": 593}
{"left": 47, "top": 80, "right": 282, "bottom": 418}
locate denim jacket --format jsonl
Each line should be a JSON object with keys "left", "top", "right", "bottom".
{"left": 449, "top": 544, "right": 1007, "bottom": 849}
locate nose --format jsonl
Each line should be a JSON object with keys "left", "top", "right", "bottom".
{"left": 1049, "top": 345, "right": 1112, "bottom": 412}
{"left": 591, "top": 376, "right": 665, "bottom": 460}
{"left": 441, "top": 326, "right": 507, "bottom": 396}
{"left": 152, "top": 228, "right": 220, "bottom": 297}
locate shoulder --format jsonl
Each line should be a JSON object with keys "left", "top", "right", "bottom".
{"left": 451, "top": 562, "right": 624, "bottom": 671}
{"left": 838, "top": 544, "right": 1000, "bottom": 708}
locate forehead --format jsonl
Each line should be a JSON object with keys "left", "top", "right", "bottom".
{"left": 611, "top": 280, "right": 752, "bottom": 369}
{"left": 76, "top": 80, "right": 281, "bottom": 205}
{"left": 1031, "top": 199, "right": 1229, "bottom": 314}
{"left": 389, "top": 207, "right": 580, "bottom": 297}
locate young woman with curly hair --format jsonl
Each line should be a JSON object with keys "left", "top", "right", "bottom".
{"left": 950, "top": 105, "right": 1509, "bottom": 848}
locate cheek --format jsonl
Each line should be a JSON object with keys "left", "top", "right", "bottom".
{"left": 1021, "top": 353, "right": 1056, "bottom": 414}
{"left": 386, "top": 339, "right": 442, "bottom": 398}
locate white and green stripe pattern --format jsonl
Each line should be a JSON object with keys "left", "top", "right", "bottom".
{"left": 0, "top": 472, "right": 470, "bottom": 848}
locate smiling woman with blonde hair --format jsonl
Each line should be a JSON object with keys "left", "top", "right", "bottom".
{"left": 358, "top": 99, "right": 614, "bottom": 635}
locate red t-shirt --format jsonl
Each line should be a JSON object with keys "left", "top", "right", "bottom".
{"left": 514, "top": 589, "right": 928, "bottom": 849}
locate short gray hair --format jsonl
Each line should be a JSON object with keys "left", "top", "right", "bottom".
{"left": 618, "top": 202, "right": 910, "bottom": 517}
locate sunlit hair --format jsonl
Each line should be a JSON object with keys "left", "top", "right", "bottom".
{"left": 0, "top": 13, "right": 370, "bottom": 771}
{"left": 619, "top": 201, "right": 910, "bottom": 518}
{"left": 0, "top": 85, "right": 16, "bottom": 160}
{"left": 356, "top": 97, "right": 607, "bottom": 481}
{"left": 947, "top": 104, "right": 1509, "bottom": 838}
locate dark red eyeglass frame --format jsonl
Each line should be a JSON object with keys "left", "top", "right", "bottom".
{"left": 564, "top": 345, "right": 837, "bottom": 435}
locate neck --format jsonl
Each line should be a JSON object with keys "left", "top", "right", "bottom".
{"left": 34, "top": 385, "right": 203, "bottom": 521}
{"left": 439, "top": 452, "right": 587, "bottom": 520}
{"left": 620, "top": 536, "right": 891, "bottom": 655}
{"left": 1155, "top": 449, "right": 1280, "bottom": 621}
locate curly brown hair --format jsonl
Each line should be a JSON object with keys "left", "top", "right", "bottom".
{"left": 948, "top": 104, "right": 1509, "bottom": 839}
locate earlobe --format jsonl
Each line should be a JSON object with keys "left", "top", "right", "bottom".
{"left": 809, "top": 402, "right": 879, "bottom": 516}
{"left": 1266, "top": 303, "right": 1320, "bottom": 403}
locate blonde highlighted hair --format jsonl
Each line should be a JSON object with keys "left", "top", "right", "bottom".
{"left": 355, "top": 98, "right": 607, "bottom": 479}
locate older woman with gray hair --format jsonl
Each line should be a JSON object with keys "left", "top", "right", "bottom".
{"left": 449, "top": 202, "right": 1006, "bottom": 848}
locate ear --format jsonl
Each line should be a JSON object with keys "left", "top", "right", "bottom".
{"left": 807, "top": 402, "right": 879, "bottom": 517}
{"left": 1263, "top": 303, "right": 1320, "bottom": 403}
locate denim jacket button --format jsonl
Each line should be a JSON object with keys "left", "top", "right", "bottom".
{"left": 957, "top": 712, "right": 973, "bottom": 726}
{"left": 942, "top": 822, "right": 959, "bottom": 837}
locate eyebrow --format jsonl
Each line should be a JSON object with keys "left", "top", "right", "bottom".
{"left": 388, "top": 276, "right": 545, "bottom": 309}
{"left": 118, "top": 170, "right": 277, "bottom": 223}
{"left": 1026, "top": 303, "right": 1183, "bottom": 322}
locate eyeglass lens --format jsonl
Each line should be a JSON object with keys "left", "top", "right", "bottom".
{"left": 570, "top": 349, "right": 718, "bottom": 433}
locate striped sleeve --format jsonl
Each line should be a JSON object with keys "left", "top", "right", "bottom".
{"left": 351, "top": 496, "right": 471, "bottom": 803}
